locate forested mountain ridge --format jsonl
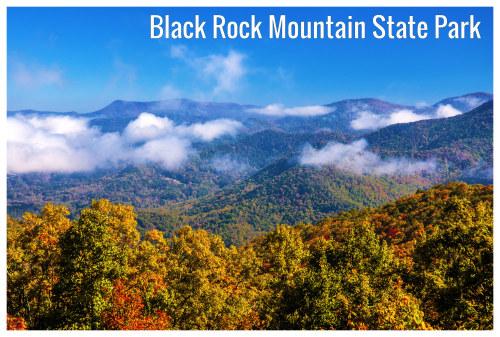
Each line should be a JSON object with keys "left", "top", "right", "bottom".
{"left": 367, "top": 100, "right": 493, "bottom": 171}
{"left": 8, "top": 92, "right": 492, "bottom": 134}
{"left": 7, "top": 94, "right": 493, "bottom": 245}
{"left": 7, "top": 129, "right": 351, "bottom": 217}
{"left": 136, "top": 100, "right": 493, "bottom": 244}
{"left": 156, "top": 162, "right": 432, "bottom": 245}
{"left": 7, "top": 182, "right": 492, "bottom": 330}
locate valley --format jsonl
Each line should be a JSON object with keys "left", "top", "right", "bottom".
{"left": 7, "top": 92, "right": 493, "bottom": 244}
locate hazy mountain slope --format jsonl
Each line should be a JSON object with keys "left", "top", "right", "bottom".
{"left": 8, "top": 92, "right": 491, "bottom": 134}
{"left": 147, "top": 159, "right": 432, "bottom": 245}
{"left": 7, "top": 129, "right": 349, "bottom": 216}
{"left": 7, "top": 93, "right": 493, "bottom": 240}
{"left": 136, "top": 99, "right": 493, "bottom": 244}
{"left": 433, "top": 92, "right": 492, "bottom": 112}
{"left": 197, "top": 129, "right": 352, "bottom": 168}
{"left": 366, "top": 100, "right": 493, "bottom": 179}
{"left": 7, "top": 162, "right": 224, "bottom": 217}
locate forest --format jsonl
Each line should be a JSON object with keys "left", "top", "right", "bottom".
{"left": 7, "top": 182, "right": 492, "bottom": 330}
{"left": 8, "top": 99, "right": 493, "bottom": 248}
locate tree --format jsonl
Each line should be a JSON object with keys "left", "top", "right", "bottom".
{"left": 7, "top": 204, "right": 71, "bottom": 329}
{"left": 156, "top": 226, "right": 262, "bottom": 329}
{"left": 7, "top": 315, "right": 27, "bottom": 330}
{"left": 6, "top": 183, "right": 493, "bottom": 330}
{"left": 101, "top": 279, "right": 170, "bottom": 330}
{"left": 410, "top": 197, "right": 493, "bottom": 329}
{"left": 53, "top": 200, "right": 139, "bottom": 329}
{"left": 275, "top": 223, "right": 427, "bottom": 329}
{"left": 252, "top": 225, "right": 309, "bottom": 328}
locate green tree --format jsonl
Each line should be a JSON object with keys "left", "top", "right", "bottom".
{"left": 156, "top": 226, "right": 262, "bottom": 329}
{"left": 276, "top": 223, "right": 427, "bottom": 329}
{"left": 253, "top": 225, "right": 309, "bottom": 328}
{"left": 410, "top": 197, "right": 493, "bottom": 329}
{"left": 53, "top": 200, "right": 139, "bottom": 329}
{"left": 6, "top": 183, "right": 493, "bottom": 330}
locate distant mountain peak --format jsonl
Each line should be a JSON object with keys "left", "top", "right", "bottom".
{"left": 434, "top": 92, "right": 493, "bottom": 112}
{"left": 7, "top": 109, "right": 78, "bottom": 117}
{"left": 327, "top": 97, "right": 400, "bottom": 106}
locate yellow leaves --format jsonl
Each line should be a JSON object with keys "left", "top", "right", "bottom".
{"left": 7, "top": 203, "right": 73, "bottom": 329}
{"left": 90, "top": 199, "right": 140, "bottom": 247}
{"left": 159, "top": 226, "right": 266, "bottom": 329}
{"left": 258, "top": 224, "right": 308, "bottom": 277}
{"left": 144, "top": 229, "right": 166, "bottom": 244}
{"left": 6, "top": 183, "right": 493, "bottom": 330}
{"left": 372, "top": 281, "right": 428, "bottom": 330}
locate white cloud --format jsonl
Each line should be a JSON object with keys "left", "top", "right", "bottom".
{"left": 415, "top": 101, "right": 430, "bottom": 108}
{"left": 300, "top": 139, "right": 436, "bottom": 176}
{"left": 211, "top": 155, "right": 251, "bottom": 175}
{"left": 202, "top": 51, "right": 246, "bottom": 95}
{"left": 170, "top": 45, "right": 188, "bottom": 59}
{"left": 351, "top": 109, "right": 431, "bottom": 130}
{"left": 132, "top": 136, "right": 191, "bottom": 170}
{"left": 124, "top": 112, "right": 175, "bottom": 142}
{"left": 177, "top": 119, "right": 243, "bottom": 141}
{"left": 248, "top": 104, "right": 332, "bottom": 117}
{"left": 169, "top": 46, "right": 247, "bottom": 97}
{"left": 8, "top": 113, "right": 242, "bottom": 174}
{"left": 453, "top": 96, "right": 488, "bottom": 110}
{"left": 7, "top": 115, "right": 120, "bottom": 173}
{"left": 351, "top": 104, "right": 465, "bottom": 131}
{"left": 11, "top": 62, "right": 63, "bottom": 89}
{"left": 435, "top": 104, "right": 462, "bottom": 118}
{"left": 11, "top": 115, "right": 88, "bottom": 137}
{"left": 125, "top": 113, "right": 242, "bottom": 142}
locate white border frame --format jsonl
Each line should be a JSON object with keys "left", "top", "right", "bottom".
{"left": 0, "top": 1, "right": 496, "bottom": 335}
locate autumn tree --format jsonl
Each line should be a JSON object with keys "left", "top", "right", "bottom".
{"left": 410, "top": 197, "right": 493, "bottom": 329}
{"left": 155, "top": 226, "right": 262, "bottom": 329}
{"left": 275, "top": 223, "right": 427, "bottom": 329}
{"left": 252, "top": 225, "right": 309, "bottom": 327}
{"left": 53, "top": 200, "right": 139, "bottom": 329}
{"left": 7, "top": 204, "right": 71, "bottom": 329}
{"left": 5, "top": 183, "right": 493, "bottom": 330}
{"left": 7, "top": 315, "right": 27, "bottom": 330}
{"left": 101, "top": 279, "right": 170, "bottom": 330}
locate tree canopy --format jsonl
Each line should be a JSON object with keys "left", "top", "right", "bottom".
{"left": 7, "top": 182, "right": 492, "bottom": 330}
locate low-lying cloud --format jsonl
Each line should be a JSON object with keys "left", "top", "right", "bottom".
{"left": 300, "top": 139, "right": 436, "bottom": 176}
{"left": 350, "top": 104, "right": 462, "bottom": 131}
{"left": 132, "top": 136, "right": 191, "bottom": 170}
{"left": 434, "top": 104, "right": 462, "bottom": 118}
{"left": 210, "top": 155, "right": 252, "bottom": 176}
{"left": 351, "top": 109, "right": 428, "bottom": 130}
{"left": 124, "top": 113, "right": 242, "bottom": 142}
{"left": 248, "top": 104, "right": 332, "bottom": 117}
{"left": 452, "top": 95, "right": 489, "bottom": 111}
{"left": 8, "top": 113, "right": 242, "bottom": 173}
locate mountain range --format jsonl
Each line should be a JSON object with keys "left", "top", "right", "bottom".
{"left": 7, "top": 92, "right": 493, "bottom": 244}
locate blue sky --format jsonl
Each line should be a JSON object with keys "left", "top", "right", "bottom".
{"left": 7, "top": 7, "right": 493, "bottom": 112}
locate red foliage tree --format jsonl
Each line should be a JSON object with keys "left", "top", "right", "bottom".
{"left": 7, "top": 315, "right": 27, "bottom": 330}
{"left": 101, "top": 279, "right": 170, "bottom": 330}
